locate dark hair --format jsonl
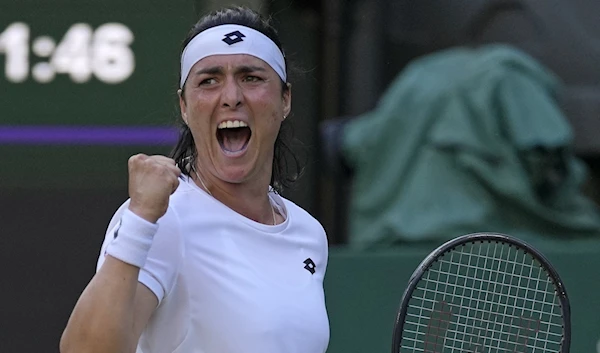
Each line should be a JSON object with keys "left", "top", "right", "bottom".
{"left": 169, "top": 6, "right": 303, "bottom": 193}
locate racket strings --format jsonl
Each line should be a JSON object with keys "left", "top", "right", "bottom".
{"left": 400, "top": 242, "right": 564, "bottom": 353}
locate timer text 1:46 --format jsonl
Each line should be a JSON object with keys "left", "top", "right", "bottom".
{"left": 0, "top": 22, "right": 135, "bottom": 84}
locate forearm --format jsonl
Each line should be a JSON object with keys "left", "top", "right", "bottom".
{"left": 60, "top": 256, "right": 140, "bottom": 353}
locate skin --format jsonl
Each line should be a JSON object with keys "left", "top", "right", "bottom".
{"left": 179, "top": 53, "right": 291, "bottom": 225}
{"left": 60, "top": 54, "right": 291, "bottom": 353}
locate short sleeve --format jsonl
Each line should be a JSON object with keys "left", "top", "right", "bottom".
{"left": 97, "top": 200, "right": 184, "bottom": 305}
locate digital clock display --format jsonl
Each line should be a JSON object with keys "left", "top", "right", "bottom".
{"left": 0, "top": 22, "right": 135, "bottom": 84}
{"left": 0, "top": 0, "right": 195, "bottom": 189}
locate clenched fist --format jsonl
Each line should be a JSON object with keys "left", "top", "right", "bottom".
{"left": 127, "top": 154, "right": 181, "bottom": 223}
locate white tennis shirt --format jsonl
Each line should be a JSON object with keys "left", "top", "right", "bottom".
{"left": 96, "top": 176, "right": 330, "bottom": 353}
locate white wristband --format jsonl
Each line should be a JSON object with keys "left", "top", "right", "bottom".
{"left": 105, "top": 208, "right": 159, "bottom": 268}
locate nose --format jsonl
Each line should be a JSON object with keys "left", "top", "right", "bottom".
{"left": 220, "top": 77, "right": 243, "bottom": 109}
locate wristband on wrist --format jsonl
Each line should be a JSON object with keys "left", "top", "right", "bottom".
{"left": 105, "top": 208, "right": 159, "bottom": 268}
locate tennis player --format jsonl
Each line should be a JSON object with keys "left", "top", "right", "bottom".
{"left": 60, "top": 6, "right": 329, "bottom": 353}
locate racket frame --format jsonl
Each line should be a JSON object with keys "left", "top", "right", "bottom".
{"left": 391, "top": 232, "right": 571, "bottom": 353}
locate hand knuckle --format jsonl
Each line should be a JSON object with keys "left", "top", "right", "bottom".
{"left": 129, "top": 153, "right": 148, "bottom": 165}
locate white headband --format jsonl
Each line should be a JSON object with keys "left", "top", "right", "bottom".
{"left": 180, "top": 24, "right": 286, "bottom": 88}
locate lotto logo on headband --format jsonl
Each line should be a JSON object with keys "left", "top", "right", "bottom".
{"left": 222, "top": 31, "right": 246, "bottom": 45}
{"left": 180, "top": 24, "right": 287, "bottom": 87}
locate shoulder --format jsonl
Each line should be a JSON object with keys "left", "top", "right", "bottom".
{"left": 277, "top": 194, "right": 328, "bottom": 240}
{"left": 168, "top": 175, "right": 209, "bottom": 207}
{"left": 171, "top": 175, "right": 197, "bottom": 200}
{"left": 277, "top": 194, "right": 317, "bottom": 220}
{"left": 97, "top": 198, "right": 185, "bottom": 302}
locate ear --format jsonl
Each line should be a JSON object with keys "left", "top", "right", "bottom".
{"left": 178, "top": 89, "right": 188, "bottom": 124}
{"left": 282, "top": 83, "right": 292, "bottom": 119}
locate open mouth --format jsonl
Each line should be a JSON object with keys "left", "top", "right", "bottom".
{"left": 216, "top": 121, "right": 251, "bottom": 154}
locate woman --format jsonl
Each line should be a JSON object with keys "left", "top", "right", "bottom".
{"left": 60, "top": 6, "right": 330, "bottom": 353}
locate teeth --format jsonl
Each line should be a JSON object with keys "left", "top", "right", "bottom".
{"left": 218, "top": 120, "right": 248, "bottom": 129}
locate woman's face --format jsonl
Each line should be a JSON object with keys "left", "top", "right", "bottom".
{"left": 179, "top": 54, "right": 291, "bottom": 186}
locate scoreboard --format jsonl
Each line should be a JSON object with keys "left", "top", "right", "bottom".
{"left": 0, "top": 0, "right": 195, "bottom": 189}
{"left": 0, "top": 22, "right": 135, "bottom": 85}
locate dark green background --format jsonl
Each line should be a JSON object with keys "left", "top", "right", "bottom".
{"left": 0, "top": 0, "right": 195, "bottom": 189}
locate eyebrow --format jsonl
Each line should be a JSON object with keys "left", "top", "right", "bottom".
{"left": 193, "top": 65, "right": 267, "bottom": 76}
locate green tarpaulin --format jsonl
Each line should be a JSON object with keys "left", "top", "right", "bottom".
{"left": 342, "top": 44, "right": 600, "bottom": 248}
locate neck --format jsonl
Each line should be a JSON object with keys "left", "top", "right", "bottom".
{"left": 192, "top": 167, "right": 276, "bottom": 225}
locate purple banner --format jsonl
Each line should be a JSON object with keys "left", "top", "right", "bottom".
{"left": 0, "top": 126, "right": 179, "bottom": 145}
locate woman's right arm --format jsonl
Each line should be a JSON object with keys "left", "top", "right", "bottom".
{"left": 60, "top": 154, "right": 181, "bottom": 353}
{"left": 59, "top": 257, "right": 158, "bottom": 353}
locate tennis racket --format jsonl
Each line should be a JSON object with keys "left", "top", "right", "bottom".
{"left": 391, "top": 232, "right": 570, "bottom": 353}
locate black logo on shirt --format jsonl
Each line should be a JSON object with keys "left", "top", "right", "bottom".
{"left": 304, "top": 258, "right": 316, "bottom": 274}
{"left": 222, "top": 31, "right": 245, "bottom": 45}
